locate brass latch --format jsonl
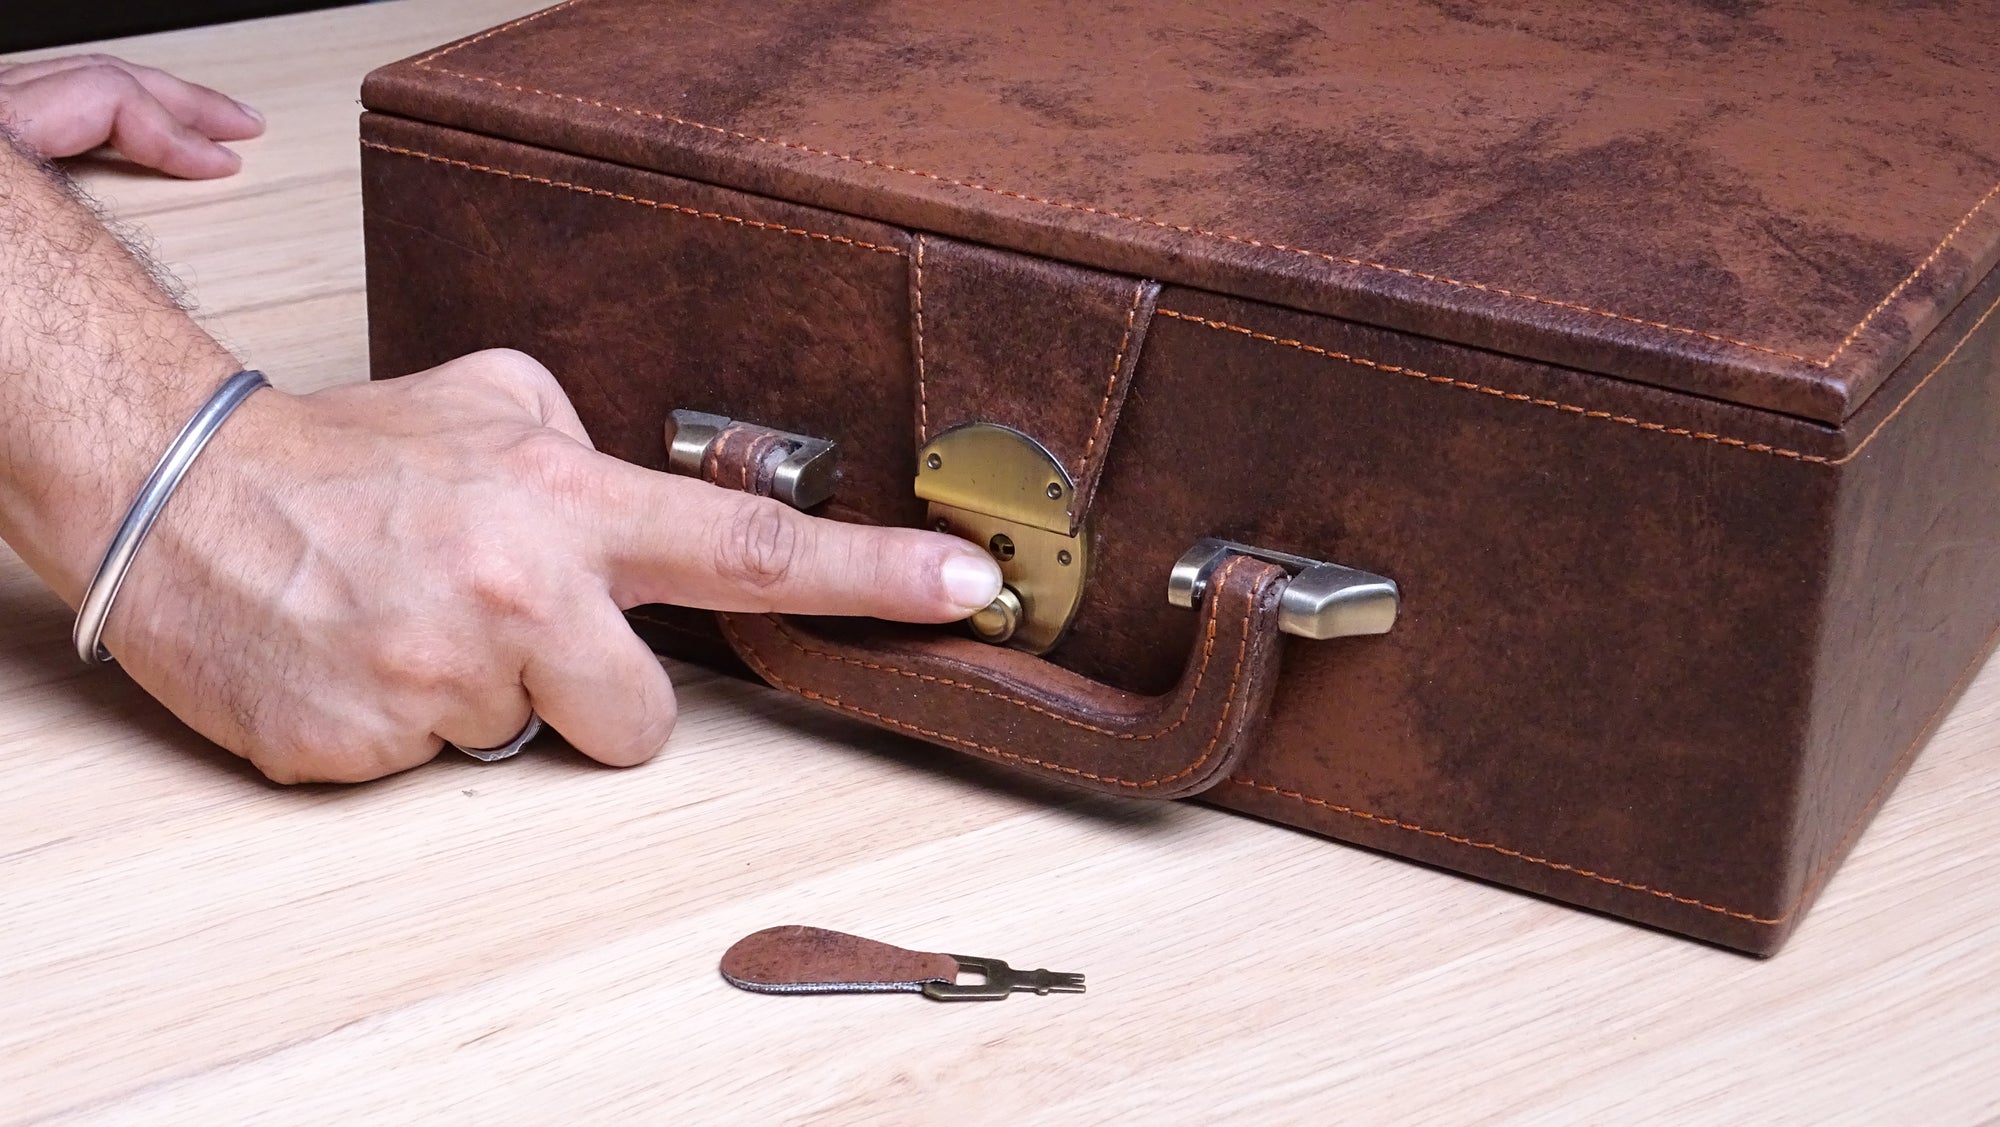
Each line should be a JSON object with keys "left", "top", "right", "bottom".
{"left": 1168, "top": 538, "right": 1398, "bottom": 639}
{"left": 915, "top": 423, "right": 1088, "bottom": 655}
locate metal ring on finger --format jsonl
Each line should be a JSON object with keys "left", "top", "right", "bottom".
{"left": 450, "top": 711, "right": 544, "bottom": 762}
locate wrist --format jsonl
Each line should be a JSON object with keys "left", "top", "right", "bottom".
{"left": 0, "top": 347, "right": 246, "bottom": 606}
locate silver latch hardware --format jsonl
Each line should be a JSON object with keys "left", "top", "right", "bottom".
{"left": 1168, "top": 538, "right": 1399, "bottom": 639}
{"left": 665, "top": 409, "right": 840, "bottom": 510}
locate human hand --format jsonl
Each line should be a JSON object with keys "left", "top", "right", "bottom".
{"left": 0, "top": 54, "right": 263, "bottom": 178}
{"left": 100, "top": 349, "right": 1004, "bottom": 784}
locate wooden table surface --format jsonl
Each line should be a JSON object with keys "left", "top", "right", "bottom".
{"left": 3, "top": 2, "right": 1997, "bottom": 1123}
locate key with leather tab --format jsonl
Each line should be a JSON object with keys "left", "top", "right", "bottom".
{"left": 720, "top": 925, "right": 1084, "bottom": 1002}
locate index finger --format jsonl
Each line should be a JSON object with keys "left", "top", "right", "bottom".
{"left": 101, "top": 58, "right": 264, "bottom": 142}
{"left": 2, "top": 55, "right": 262, "bottom": 141}
{"left": 586, "top": 457, "right": 1003, "bottom": 622}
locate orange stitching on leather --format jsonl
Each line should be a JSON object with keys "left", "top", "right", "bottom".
{"left": 1825, "top": 291, "right": 2000, "bottom": 461}
{"left": 1232, "top": 614, "right": 2000, "bottom": 927}
{"left": 368, "top": 140, "right": 2000, "bottom": 468}
{"left": 1228, "top": 778, "right": 1783, "bottom": 924}
{"left": 1153, "top": 309, "right": 1831, "bottom": 464}
{"left": 726, "top": 428, "right": 755, "bottom": 492}
{"left": 1157, "top": 292, "right": 2000, "bottom": 469}
{"left": 411, "top": 0, "right": 592, "bottom": 67}
{"left": 360, "top": 143, "right": 908, "bottom": 257}
{"left": 412, "top": 55, "right": 2000, "bottom": 368}
{"left": 445, "top": 4, "right": 1992, "bottom": 920}
{"left": 700, "top": 423, "right": 729, "bottom": 488}
{"left": 1076, "top": 282, "right": 1148, "bottom": 485}
{"left": 716, "top": 557, "right": 1266, "bottom": 788}
{"left": 744, "top": 432, "right": 766, "bottom": 493}
{"left": 721, "top": 615, "right": 1229, "bottom": 788}
{"left": 762, "top": 555, "right": 1257, "bottom": 740}
{"left": 913, "top": 234, "right": 930, "bottom": 443}
{"left": 761, "top": 611, "right": 1206, "bottom": 741}
{"left": 1824, "top": 181, "right": 2000, "bottom": 368}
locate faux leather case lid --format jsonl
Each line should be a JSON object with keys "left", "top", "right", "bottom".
{"left": 362, "top": 0, "right": 2000, "bottom": 425}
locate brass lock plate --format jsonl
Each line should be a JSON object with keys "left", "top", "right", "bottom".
{"left": 916, "top": 423, "right": 1088, "bottom": 655}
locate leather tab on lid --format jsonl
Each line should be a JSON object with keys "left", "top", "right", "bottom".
{"left": 719, "top": 925, "right": 959, "bottom": 994}
{"left": 911, "top": 234, "right": 1160, "bottom": 534}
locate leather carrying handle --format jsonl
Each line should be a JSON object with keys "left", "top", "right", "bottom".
{"left": 685, "top": 417, "right": 1291, "bottom": 799}
{"left": 717, "top": 554, "right": 1288, "bottom": 800}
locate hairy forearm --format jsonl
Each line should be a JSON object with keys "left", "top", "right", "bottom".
{"left": 0, "top": 129, "right": 238, "bottom": 603}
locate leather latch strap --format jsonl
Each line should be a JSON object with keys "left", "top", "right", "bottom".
{"left": 910, "top": 233, "right": 1160, "bottom": 535}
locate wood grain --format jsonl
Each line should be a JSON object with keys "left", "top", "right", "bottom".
{"left": 3, "top": 2, "right": 1997, "bottom": 1123}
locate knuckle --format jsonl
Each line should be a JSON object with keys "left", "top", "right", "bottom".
{"left": 503, "top": 428, "right": 590, "bottom": 497}
{"left": 252, "top": 738, "right": 395, "bottom": 785}
{"left": 458, "top": 551, "right": 551, "bottom": 625}
{"left": 251, "top": 752, "right": 307, "bottom": 786}
{"left": 78, "top": 64, "right": 141, "bottom": 96}
{"left": 458, "top": 543, "right": 583, "bottom": 643}
{"left": 435, "top": 349, "right": 566, "bottom": 426}
{"left": 712, "top": 499, "right": 807, "bottom": 590}
{"left": 370, "top": 626, "right": 478, "bottom": 696}
{"left": 321, "top": 745, "right": 408, "bottom": 784}
{"left": 471, "top": 347, "right": 555, "bottom": 394}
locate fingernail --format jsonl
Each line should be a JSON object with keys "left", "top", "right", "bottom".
{"left": 941, "top": 553, "right": 1003, "bottom": 612}
{"left": 234, "top": 99, "right": 264, "bottom": 124}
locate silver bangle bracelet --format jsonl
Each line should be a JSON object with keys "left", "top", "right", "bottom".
{"left": 72, "top": 369, "right": 271, "bottom": 666}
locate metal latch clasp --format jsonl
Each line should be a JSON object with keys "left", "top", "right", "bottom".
{"left": 1168, "top": 538, "right": 1399, "bottom": 639}
{"left": 666, "top": 410, "right": 839, "bottom": 510}
{"left": 915, "top": 423, "right": 1088, "bottom": 656}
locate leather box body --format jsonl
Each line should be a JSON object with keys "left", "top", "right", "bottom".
{"left": 359, "top": 0, "right": 2000, "bottom": 953}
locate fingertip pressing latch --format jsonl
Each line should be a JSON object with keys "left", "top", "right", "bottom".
{"left": 916, "top": 423, "right": 1087, "bottom": 655}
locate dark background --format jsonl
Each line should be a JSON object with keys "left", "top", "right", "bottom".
{"left": 2, "top": 2, "right": 363, "bottom": 53}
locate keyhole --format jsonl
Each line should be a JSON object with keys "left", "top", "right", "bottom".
{"left": 988, "top": 534, "right": 1016, "bottom": 561}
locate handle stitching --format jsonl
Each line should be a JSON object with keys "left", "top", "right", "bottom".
{"left": 718, "top": 557, "right": 1269, "bottom": 788}
{"left": 699, "top": 421, "right": 728, "bottom": 487}
{"left": 760, "top": 554, "right": 1260, "bottom": 740}
{"left": 759, "top": 568, "right": 1225, "bottom": 741}
{"left": 721, "top": 617, "right": 1234, "bottom": 789}
{"left": 730, "top": 429, "right": 759, "bottom": 492}
{"left": 410, "top": 42, "right": 2000, "bottom": 369}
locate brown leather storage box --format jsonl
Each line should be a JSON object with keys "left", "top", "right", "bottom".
{"left": 359, "top": 0, "right": 2000, "bottom": 954}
